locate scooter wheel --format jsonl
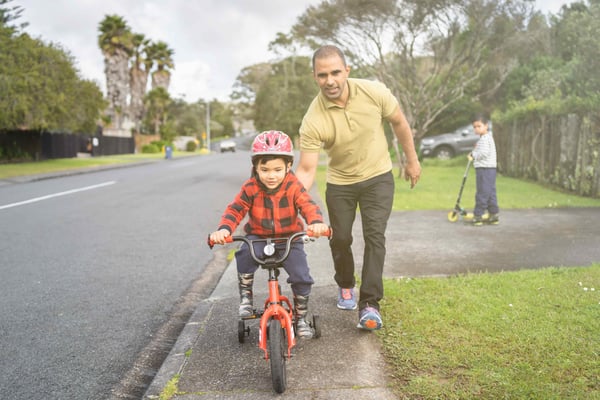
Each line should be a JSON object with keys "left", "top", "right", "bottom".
{"left": 447, "top": 211, "right": 459, "bottom": 222}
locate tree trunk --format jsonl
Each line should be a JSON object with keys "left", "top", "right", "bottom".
{"left": 151, "top": 70, "right": 170, "bottom": 91}
{"left": 104, "top": 48, "right": 130, "bottom": 130}
{"left": 129, "top": 68, "right": 148, "bottom": 132}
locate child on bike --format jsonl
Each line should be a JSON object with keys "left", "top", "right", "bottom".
{"left": 209, "top": 130, "right": 329, "bottom": 339}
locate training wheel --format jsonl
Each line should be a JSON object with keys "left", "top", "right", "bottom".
{"left": 312, "top": 314, "right": 321, "bottom": 339}
{"left": 447, "top": 211, "right": 459, "bottom": 222}
{"left": 238, "top": 320, "right": 249, "bottom": 343}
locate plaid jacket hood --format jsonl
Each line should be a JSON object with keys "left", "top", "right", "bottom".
{"left": 217, "top": 171, "right": 324, "bottom": 237}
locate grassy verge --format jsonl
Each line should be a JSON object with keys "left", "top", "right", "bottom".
{"left": 0, "top": 151, "right": 203, "bottom": 179}
{"left": 380, "top": 265, "right": 600, "bottom": 399}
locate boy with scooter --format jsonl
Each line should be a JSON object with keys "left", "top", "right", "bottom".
{"left": 468, "top": 114, "right": 500, "bottom": 225}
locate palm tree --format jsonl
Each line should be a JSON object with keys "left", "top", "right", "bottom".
{"left": 129, "top": 33, "right": 151, "bottom": 132}
{"left": 144, "top": 87, "right": 171, "bottom": 135}
{"left": 98, "top": 14, "right": 133, "bottom": 130}
{"left": 148, "top": 41, "right": 174, "bottom": 91}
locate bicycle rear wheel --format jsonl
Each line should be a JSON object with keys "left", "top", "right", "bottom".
{"left": 268, "top": 319, "right": 287, "bottom": 393}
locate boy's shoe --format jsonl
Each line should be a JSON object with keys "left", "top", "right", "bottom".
{"left": 238, "top": 273, "right": 254, "bottom": 318}
{"left": 472, "top": 216, "right": 483, "bottom": 226}
{"left": 337, "top": 287, "right": 357, "bottom": 310}
{"left": 295, "top": 317, "right": 314, "bottom": 339}
{"left": 239, "top": 292, "right": 253, "bottom": 318}
{"left": 357, "top": 306, "right": 383, "bottom": 331}
{"left": 488, "top": 213, "right": 499, "bottom": 225}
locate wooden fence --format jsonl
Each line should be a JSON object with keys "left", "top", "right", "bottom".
{"left": 495, "top": 113, "right": 600, "bottom": 198}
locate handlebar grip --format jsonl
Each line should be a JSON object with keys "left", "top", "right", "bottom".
{"left": 207, "top": 234, "right": 233, "bottom": 249}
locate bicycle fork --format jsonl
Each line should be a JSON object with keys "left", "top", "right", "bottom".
{"left": 258, "top": 269, "right": 296, "bottom": 359}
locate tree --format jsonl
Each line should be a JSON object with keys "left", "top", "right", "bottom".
{"left": 1, "top": 5, "right": 105, "bottom": 133}
{"left": 283, "top": 0, "right": 538, "bottom": 141}
{"left": 0, "top": 0, "right": 27, "bottom": 34}
{"left": 143, "top": 87, "right": 171, "bottom": 135}
{"left": 253, "top": 56, "right": 315, "bottom": 137}
{"left": 129, "top": 33, "right": 151, "bottom": 133}
{"left": 148, "top": 41, "right": 174, "bottom": 91}
{"left": 98, "top": 14, "right": 133, "bottom": 130}
{"left": 497, "top": 0, "right": 600, "bottom": 117}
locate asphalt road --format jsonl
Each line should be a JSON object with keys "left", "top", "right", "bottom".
{"left": 0, "top": 152, "right": 250, "bottom": 399}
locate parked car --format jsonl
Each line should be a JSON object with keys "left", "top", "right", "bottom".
{"left": 419, "top": 124, "right": 480, "bottom": 160}
{"left": 219, "top": 139, "right": 236, "bottom": 153}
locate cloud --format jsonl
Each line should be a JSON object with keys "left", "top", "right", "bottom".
{"left": 15, "top": 0, "right": 572, "bottom": 102}
{"left": 16, "top": 0, "right": 320, "bottom": 102}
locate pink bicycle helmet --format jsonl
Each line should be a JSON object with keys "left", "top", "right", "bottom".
{"left": 251, "top": 130, "right": 294, "bottom": 158}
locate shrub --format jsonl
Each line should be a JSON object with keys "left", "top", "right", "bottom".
{"left": 186, "top": 140, "right": 198, "bottom": 152}
{"left": 141, "top": 144, "right": 160, "bottom": 153}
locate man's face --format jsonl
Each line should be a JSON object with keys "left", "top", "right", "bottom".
{"left": 313, "top": 54, "right": 350, "bottom": 103}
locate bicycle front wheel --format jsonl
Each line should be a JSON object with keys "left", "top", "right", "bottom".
{"left": 268, "top": 318, "right": 287, "bottom": 393}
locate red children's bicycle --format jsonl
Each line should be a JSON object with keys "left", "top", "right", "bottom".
{"left": 208, "top": 229, "right": 330, "bottom": 393}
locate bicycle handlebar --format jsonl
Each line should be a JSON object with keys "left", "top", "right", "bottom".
{"left": 207, "top": 228, "right": 331, "bottom": 266}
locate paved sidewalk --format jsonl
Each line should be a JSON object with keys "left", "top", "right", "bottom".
{"left": 143, "top": 231, "right": 398, "bottom": 399}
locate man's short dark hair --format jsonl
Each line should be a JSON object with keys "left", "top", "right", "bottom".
{"left": 312, "top": 45, "right": 347, "bottom": 69}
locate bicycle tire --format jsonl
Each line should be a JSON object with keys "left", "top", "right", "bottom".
{"left": 268, "top": 319, "right": 287, "bottom": 393}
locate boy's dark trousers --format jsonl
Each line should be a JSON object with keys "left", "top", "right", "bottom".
{"left": 234, "top": 236, "right": 314, "bottom": 296}
{"left": 474, "top": 167, "right": 499, "bottom": 217}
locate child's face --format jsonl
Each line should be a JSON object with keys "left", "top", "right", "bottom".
{"left": 256, "top": 158, "right": 290, "bottom": 190}
{"left": 472, "top": 120, "right": 489, "bottom": 136}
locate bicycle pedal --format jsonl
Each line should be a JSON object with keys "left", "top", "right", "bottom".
{"left": 241, "top": 313, "right": 259, "bottom": 320}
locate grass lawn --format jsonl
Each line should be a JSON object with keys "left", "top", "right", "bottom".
{"left": 316, "top": 157, "right": 600, "bottom": 210}
{"left": 380, "top": 265, "right": 600, "bottom": 399}
{"left": 0, "top": 150, "right": 204, "bottom": 179}
{"left": 315, "top": 156, "right": 600, "bottom": 399}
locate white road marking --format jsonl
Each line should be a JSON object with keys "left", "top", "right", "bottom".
{"left": 0, "top": 181, "right": 116, "bottom": 210}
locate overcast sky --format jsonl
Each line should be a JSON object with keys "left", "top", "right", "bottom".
{"left": 15, "top": 0, "right": 572, "bottom": 103}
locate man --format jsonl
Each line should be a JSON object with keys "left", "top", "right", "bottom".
{"left": 296, "top": 45, "right": 421, "bottom": 330}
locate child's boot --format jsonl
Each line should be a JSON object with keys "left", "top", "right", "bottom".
{"left": 238, "top": 273, "right": 254, "bottom": 318}
{"left": 294, "top": 294, "right": 314, "bottom": 339}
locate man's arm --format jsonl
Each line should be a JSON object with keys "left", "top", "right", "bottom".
{"left": 295, "top": 151, "right": 320, "bottom": 191}
{"left": 388, "top": 106, "right": 421, "bottom": 188}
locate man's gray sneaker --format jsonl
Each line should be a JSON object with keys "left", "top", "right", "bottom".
{"left": 337, "top": 287, "right": 357, "bottom": 310}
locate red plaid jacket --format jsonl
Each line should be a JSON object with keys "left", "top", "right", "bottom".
{"left": 217, "top": 171, "right": 324, "bottom": 237}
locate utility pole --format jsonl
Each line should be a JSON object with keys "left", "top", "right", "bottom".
{"left": 206, "top": 100, "right": 211, "bottom": 152}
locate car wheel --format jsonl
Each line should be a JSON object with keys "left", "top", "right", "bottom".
{"left": 434, "top": 146, "right": 454, "bottom": 160}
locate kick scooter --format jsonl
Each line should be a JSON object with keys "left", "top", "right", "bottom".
{"left": 208, "top": 228, "right": 331, "bottom": 393}
{"left": 448, "top": 159, "right": 472, "bottom": 222}
{"left": 448, "top": 159, "right": 490, "bottom": 223}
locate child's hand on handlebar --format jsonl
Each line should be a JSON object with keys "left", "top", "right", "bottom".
{"left": 209, "top": 229, "right": 231, "bottom": 245}
{"left": 307, "top": 223, "right": 329, "bottom": 237}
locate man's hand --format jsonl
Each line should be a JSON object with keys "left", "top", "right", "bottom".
{"left": 405, "top": 160, "right": 421, "bottom": 189}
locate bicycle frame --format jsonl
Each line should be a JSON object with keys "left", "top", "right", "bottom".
{"left": 208, "top": 229, "right": 331, "bottom": 393}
